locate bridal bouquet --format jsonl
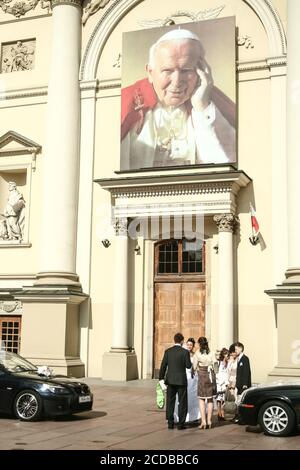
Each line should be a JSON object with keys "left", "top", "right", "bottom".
{"left": 37, "top": 365, "right": 53, "bottom": 377}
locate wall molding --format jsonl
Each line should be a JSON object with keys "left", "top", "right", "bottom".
{"left": 0, "top": 86, "right": 47, "bottom": 101}
{"left": 110, "top": 182, "right": 235, "bottom": 199}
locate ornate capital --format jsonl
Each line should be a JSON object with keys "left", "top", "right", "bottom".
{"left": 113, "top": 218, "right": 128, "bottom": 236}
{"left": 214, "top": 214, "right": 239, "bottom": 233}
{"left": 52, "top": 0, "right": 82, "bottom": 6}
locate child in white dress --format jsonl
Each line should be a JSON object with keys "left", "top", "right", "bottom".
{"left": 216, "top": 348, "right": 229, "bottom": 421}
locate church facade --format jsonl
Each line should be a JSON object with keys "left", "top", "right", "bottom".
{"left": 0, "top": 0, "right": 299, "bottom": 385}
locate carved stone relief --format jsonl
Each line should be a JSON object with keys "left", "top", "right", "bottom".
{"left": 1, "top": 39, "right": 35, "bottom": 74}
{"left": 0, "top": 301, "right": 22, "bottom": 314}
{"left": 0, "top": 0, "right": 51, "bottom": 18}
{"left": 113, "top": 217, "right": 128, "bottom": 236}
{"left": 237, "top": 35, "right": 254, "bottom": 49}
{"left": 112, "top": 53, "right": 121, "bottom": 69}
{"left": 138, "top": 6, "right": 225, "bottom": 28}
{"left": 0, "top": 182, "right": 26, "bottom": 242}
{"left": 82, "top": 0, "right": 111, "bottom": 25}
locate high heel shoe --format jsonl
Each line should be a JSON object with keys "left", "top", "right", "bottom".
{"left": 206, "top": 423, "right": 212, "bottom": 429}
{"left": 198, "top": 423, "right": 206, "bottom": 429}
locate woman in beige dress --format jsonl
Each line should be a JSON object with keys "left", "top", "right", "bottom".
{"left": 193, "top": 336, "right": 216, "bottom": 429}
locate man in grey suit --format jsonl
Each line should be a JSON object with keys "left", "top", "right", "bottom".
{"left": 159, "top": 332, "right": 192, "bottom": 429}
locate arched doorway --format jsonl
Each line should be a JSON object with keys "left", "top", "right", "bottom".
{"left": 153, "top": 239, "right": 206, "bottom": 377}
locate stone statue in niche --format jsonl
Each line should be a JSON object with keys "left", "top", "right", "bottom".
{"left": 1, "top": 40, "right": 35, "bottom": 73}
{"left": 0, "top": 182, "right": 25, "bottom": 242}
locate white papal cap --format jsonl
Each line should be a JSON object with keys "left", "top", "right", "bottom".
{"left": 156, "top": 28, "right": 201, "bottom": 44}
{"left": 148, "top": 28, "right": 204, "bottom": 65}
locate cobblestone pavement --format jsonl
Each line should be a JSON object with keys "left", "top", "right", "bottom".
{"left": 0, "top": 379, "right": 299, "bottom": 450}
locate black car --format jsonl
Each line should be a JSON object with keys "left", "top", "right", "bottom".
{"left": 238, "top": 382, "right": 300, "bottom": 436}
{"left": 0, "top": 351, "right": 93, "bottom": 421}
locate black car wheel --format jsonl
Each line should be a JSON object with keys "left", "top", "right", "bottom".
{"left": 258, "top": 400, "right": 295, "bottom": 437}
{"left": 13, "top": 390, "right": 43, "bottom": 421}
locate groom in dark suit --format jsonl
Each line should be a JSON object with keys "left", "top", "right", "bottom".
{"left": 234, "top": 341, "right": 252, "bottom": 424}
{"left": 159, "top": 332, "right": 192, "bottom": 430}
{"left": 235, "top": 342, "right": 252, "bottom": 395}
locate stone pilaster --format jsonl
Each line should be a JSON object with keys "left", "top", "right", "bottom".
{"left": 214, "top": 214, "right": 238, "bottom": 348}
{"left": 102, "top": 217, "right": 138, "bottom": 380}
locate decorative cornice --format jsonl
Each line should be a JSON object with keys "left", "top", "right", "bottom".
{"left": 0, "top": 148, "right": 39, "bottom": 157}
{"left": 97, "top": 78, "right": 120, "bottom": 90}
{"left": 0, "top": 130, "right": 41, "bottom": 153}
{"left": 111, "top": 182, "right": 234, "bottom": 199}
{"left": 0, "top": 86, "right": 47, "bottom": 101}
{"left": 95, "top": 55, "right": 287, "bottom": 94}
{"left": 115, "top": 200, "right": 235, "bottom": 219}
{"left": 214, "top": 213, "right": 239, "bottom": 233}
{"left": 80, "top": 79, "right": 99, "bottom": 91}
{"left": 237, "top": 56, "right": 286, "bottom": 72}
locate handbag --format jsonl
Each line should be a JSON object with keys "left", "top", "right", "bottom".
{"left": 208, "top": 366, "right": 217, "bottom": 395}
{"left": 213, "top": 361, "right": 219, "bottom": 375}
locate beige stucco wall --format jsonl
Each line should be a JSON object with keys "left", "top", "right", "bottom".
{"left": 0, "top": 1, "right": 288, "bottom": 383}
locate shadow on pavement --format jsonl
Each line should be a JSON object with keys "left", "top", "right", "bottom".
{"left": 54, "top": 411, "right": 107, "bottom": 421}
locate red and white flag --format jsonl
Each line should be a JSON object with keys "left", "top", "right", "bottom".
{"left": 250, "top": 203, "right": 260, "bottom": 237}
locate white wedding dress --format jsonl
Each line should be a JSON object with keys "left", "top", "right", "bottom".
{"left": 174, "top": 366, "right": 201, "bottom": 423}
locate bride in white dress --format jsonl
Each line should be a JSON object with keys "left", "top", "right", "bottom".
{"left": 174, "top": 338, "right": 201, "bottom": 424}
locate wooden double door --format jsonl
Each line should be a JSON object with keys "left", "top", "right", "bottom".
{"left": 154, "top": 282, "right": 205, "bottom": 377}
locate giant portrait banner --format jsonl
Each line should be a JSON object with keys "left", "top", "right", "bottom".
{"left": 120, "top": 16, "right": 236, "bottom": 171}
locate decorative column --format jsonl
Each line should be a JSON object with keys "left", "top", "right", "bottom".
{"left": 36, "top": 0, "right": 82, "bottom": 287}
{"left": 19, "top": 0, "right": 86, "bottom": 377}
{"left": 102, "top": 218, "right": 138, "bottom": 380}
{"left": 214, "top": 214, "right": 238, "bottom": 349}
{"left": 265, "top": 0, "right": 300, "bottom": 380}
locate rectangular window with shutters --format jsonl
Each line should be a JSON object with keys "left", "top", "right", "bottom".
{"left": 0, "top": 316, "right": 21, "bottom": 354}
